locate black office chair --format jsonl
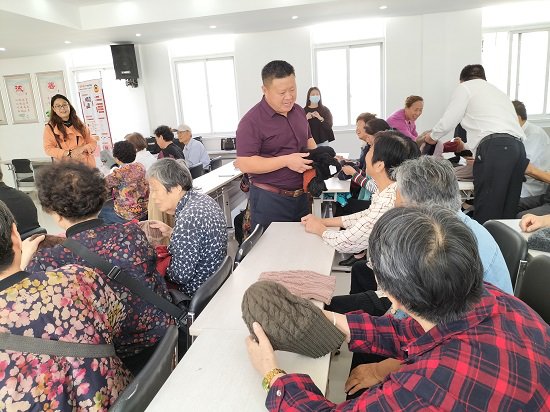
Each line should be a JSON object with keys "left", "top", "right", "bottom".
{"left": 109, "top": 325, "right": 179, "bottom": 412}
{"left": 10, "top": 159, "right": 35, "bottom": 192}
{"left": 186, "top": 255, "right": 233, "bottom": 348}
{"left": 515, "top": 254, "right": 550, "bottom": 324}
{"left": 189, "top": 164, "right": 204, "bottom": 179}
{"left": 483, "top": 220, "right": 528, "bottom": 291}
{"left": 209, "top": 156, "right": 223, "bottom": 171}
{"left": 20, "top": 226, "right": 47, "bottom": 241}
{"left": 234, "top": 224, "right": 264, "bottom": 269}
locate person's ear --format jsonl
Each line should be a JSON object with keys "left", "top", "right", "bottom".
{"left": 261, "top": 85, "right": 267, "bottom": 95}
{"left": 11, "top": 223, "right": 22, "bottom": 252}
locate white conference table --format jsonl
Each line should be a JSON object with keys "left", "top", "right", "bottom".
{"left": 193, "top": 162, "right": 244, "bottom": 227}
{"left": 147, "top": 222, "right": 336, "bottom": 411}
{"left": 458, "top": 180, "right": 474, "bottom": 201}
{"left": 495, "top": 219, "right": 550, "bottom": 258}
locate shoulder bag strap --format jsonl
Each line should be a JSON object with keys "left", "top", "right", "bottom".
{"left": 62, "top": 238, "right": 187, "bottom": 325}
{"left": 47, "top": 123, "right": 64, "bottom": 150}
{"left": 0, "top": 332, "right": 115, "bottom": 357}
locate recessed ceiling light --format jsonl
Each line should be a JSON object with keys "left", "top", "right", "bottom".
{"left": 0, "top": 48, "right": 5, "bottom": 52}
{"left": 209, "top": 25, "right": 217, "bottom": 29}
{"left": 379, "top": 5, "right": 387, "bottom": 10}
{"left": 291, "top": 15, "right": 299, "bottom": 20}
{"left": 136, "top": 33, "right": 142, "bottom": 37}
{"left": 64, "top": 40, "right": 71, "bottom": 44}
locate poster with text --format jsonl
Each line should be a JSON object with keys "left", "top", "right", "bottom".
{"left": 36, "top": 71, "right": 67, "bottom": 120}
{"left": 0, "top": 90, "right": 7, "bottom": 125}
{"left": 4, "top": 74, "right": 38, "bottom": 124}
{"left": 77, "top": 79, "right": 113, "bottom": 155}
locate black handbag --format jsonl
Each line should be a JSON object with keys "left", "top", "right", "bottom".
{"left": 220, "top": 137, "right": 236, "bottom": 150}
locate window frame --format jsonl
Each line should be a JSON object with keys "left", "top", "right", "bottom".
{"left": 172, "top": 54, "right": 239, "bottom": 136}
{"left": 312, "top": 39, "right": 385, "bottom": 129}
{"left": 483, "top": 26, "right": 550, "bottom": 120}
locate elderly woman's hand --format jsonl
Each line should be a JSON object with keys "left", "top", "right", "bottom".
{"left": 342, "top": 165, "right": 357, "bottom": 176}
{"left": 148, "top": 220, "right": 173, "bottom": 238}
{"left": 246, "top": 322, "right": 279, "bottom": 377}
{"left": 21, "top": 234, "right": 45, "bottom": 270}
{"left": 301, "top": 214, "right": 327, "bottom": 236}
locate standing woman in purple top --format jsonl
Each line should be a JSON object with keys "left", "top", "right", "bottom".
{"left": 304, "top": 87, "right": 335, "bottom": 146}
{"left": 386, "top": 95, "right": 424, "bottom": 141}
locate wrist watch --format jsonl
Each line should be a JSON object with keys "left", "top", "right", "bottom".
{"left": 262, "top": 368, "right": 286, "bottom": 391}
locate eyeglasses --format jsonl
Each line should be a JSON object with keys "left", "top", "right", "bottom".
{"left": 53, "top": 104, "right": 69, "bottom": 110}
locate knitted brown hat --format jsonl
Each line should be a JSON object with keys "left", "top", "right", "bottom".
{"left": 241, "top": 281, "right": 345, "bottom": 358}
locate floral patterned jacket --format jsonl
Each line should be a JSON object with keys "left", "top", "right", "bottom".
{"left": 0, "top": 265, "right": 132, "bottom": 411}
{"left": 26, "top": 219, "right": 173, "bottom": 358}
{"left": 105, "top": 162, "right": 149, "bottom": 221}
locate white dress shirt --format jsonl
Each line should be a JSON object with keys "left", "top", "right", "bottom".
{"left": 521, "top": 121, "right": 550, "bottom": 197}
{"left": 431, "top": 79, "right": 525, "bottom": 152}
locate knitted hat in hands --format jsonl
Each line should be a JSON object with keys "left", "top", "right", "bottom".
{"left": 241, "top": 281, "right": 345, "bottom": 358}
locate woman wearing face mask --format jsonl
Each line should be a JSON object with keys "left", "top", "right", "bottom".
{"left": 386, "top": 95, "right": 424, "bottom": 141}
{"left": 43, "top": 94, "right": 97, "bottom": 168}
{"left": 304, "top": 87, "right": 335, "bottom": 146}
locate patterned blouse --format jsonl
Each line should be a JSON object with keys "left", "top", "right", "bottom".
{"left": 0, "top": 265, "right": 132, "bottom": 411}
{"left": 105, "top": 163, "right": 149, "bottom": 221}
{"left": 26, "top": 219, "right": 173, "bottom": 358}
{"left": 168, "top": 190, "right": 228, "bottom": 297}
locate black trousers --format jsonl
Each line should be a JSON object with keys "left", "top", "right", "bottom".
{"left": 249, "top": 185, "right": 310, "bottom": 229}
{"left": 349, "top": 261, "right": 377, "bottom": 294}
{"left": 473, "top": 134, "right": 528, "bottom": 224}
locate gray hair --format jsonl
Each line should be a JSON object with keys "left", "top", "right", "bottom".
{"left": 146, "top": 158, "right": 193, "bottom": 191}
{"left": 369, "top": 206, "right": 483, "bottom": 325}
{"left": 394, "top": 156, "right": 462, "bottom": 211}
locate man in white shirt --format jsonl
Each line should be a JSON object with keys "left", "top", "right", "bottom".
{"left": 425, "top": 64, "right": 528, "bottom": 224}
{"left": 512, "top": 100, "right": 550, "bottom": 198}
{"left": 176, "top": 124, "right": 211, "bottom": 169}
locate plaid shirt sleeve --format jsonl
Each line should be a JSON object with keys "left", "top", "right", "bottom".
{"left": 321, "top": 183, "right": 396, "bottom": 253}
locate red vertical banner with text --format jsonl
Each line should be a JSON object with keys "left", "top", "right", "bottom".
{"left": 77, "top": 79, "right": 113, "bottom": 158}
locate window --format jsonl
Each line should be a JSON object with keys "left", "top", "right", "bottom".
{"left": 174, "top": 57, "right": 239, "bottom": 134}
{"left": 482, "top": 29, "right": 550, "bottom": 117}
{"left": 314, "top": 42, "right": 383, "bottom": 127}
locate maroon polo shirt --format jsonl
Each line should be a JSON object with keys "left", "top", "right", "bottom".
{"left": 236, "top": 97, "right": 311, "bottom": 190}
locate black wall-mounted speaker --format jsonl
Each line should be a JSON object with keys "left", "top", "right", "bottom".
{"left": 111, "top": 44, "right": 139, "bottom": 80}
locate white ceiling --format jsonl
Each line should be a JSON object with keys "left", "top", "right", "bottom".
{"left": 0, "top": 0, "right": 520, "bottom": 60}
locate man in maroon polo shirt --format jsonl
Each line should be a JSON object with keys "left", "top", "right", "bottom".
{"left": 236, "top": 60, "right": 317, "bottom": 229}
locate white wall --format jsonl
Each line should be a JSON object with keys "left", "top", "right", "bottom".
{"left": 0, "top": 7, "right": 484, "bottom": 173}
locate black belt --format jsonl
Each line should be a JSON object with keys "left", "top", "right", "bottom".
{"left": 480, "top": 133, "right": 523, "bottom": 145}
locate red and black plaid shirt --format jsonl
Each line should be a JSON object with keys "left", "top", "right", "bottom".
{"left": 267, "top": 284, "right": 550, "bottom": 411}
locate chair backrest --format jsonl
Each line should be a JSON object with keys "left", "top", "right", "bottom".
{"left": 209, "top": 156, "right": 223, "bottom": 171}
{"left": 189, "top": 163, "right": 204, "bottom": 179}
{"left": 187, "top": 255, "right": 232, "bottom": 317}
{"left": 10, "top": 159, "right": 35, "bottom": 191}
{"left": 234, "top": 224, "right": 264, "bottom": 269}
{"left": 11, "top": 159, "right": 33, "bottom": 174}
{"left": 109, "top": 325, "right": 179, "bottom": 412}
{"left": 19, "top": 226, "right": 47, "bottom": 241}
{"left": 516, "top": 254, "right": 550, "bottom": 324}
{"left": 483, "top": 220, "right": 528, "bottom": 288}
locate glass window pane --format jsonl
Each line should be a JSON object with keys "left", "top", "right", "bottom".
{"left": 316, "top": 48, "right": 348, "bottom": 126}
{"left": 481, "top": 32, "right": 510, "bottom": 94}
{"left": 175, "top": 61, "right": 211, "bottom": 133}
{"left": 517, "top": 31, "right": 548, "bottom": 115}
{"left": 350, "top": 45, "right": 381, "bottom": 120}
{"left": 206, "top": 58, "right": 239, "bottom": 133}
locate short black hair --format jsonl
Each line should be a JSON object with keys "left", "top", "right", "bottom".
{"left": 512, "top": 100, "right": 527, "bottom": 121}
{"left": 113, "top": 140, "right": 137, "bottom": 164}
{"left": 364, "top": 118, "right": 390, "bottom": 135}
{"left": 0, "top": 201, "right": 15, "bottom": 271}
{"left": 261, "top": 60, "right": 295, "bottom": 85}
{"left": 372, "top": 130, "right": 421, "bottom": 178}
{"left": 459, "top": 64, "right": 486, "bottom": 82}
{"left": 369, "top": 206, "right": 484, "bottom": 324}
{"left": 36, "top": 161, "right": 107, "bottom": 221}
{"left": 154, "top": 125, "right": 174, "bottom": 142}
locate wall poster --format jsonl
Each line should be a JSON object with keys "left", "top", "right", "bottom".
{"left": 4, "top": 73, "right": 38, "bottom": 124}
{"left": 0, "top": 90, "right": 7, "bottom": 125}
{"left": 77, "top": 78, "right": 113, "bottom": 153}
{"left": 36, "top": 70, "right": 67, "bottom": 119}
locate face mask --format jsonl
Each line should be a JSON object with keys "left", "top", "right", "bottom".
{"left": 309, "top": 95, "right": 321, "bottom": 104}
